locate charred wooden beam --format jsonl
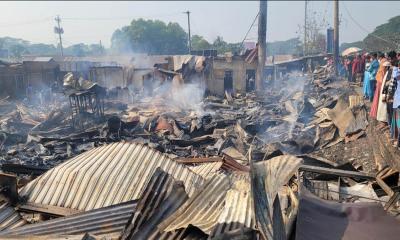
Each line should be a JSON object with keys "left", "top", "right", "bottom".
{"left": 299, "top": 165, "right": 375, "bottom": 180}
{"left": 1, "top": 163, "right": 49, "bottom": 176}
{"left": 18, "top": 202, "right": 82, "bottom": 217}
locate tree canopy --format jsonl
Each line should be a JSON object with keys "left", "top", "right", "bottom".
{"left": 191, "top": 35, "right": 211, "bottom": 50}
{"left": 111, "top": 18, "right": 188, "bottom": 55}
{"left": 363, "top": 15, "right": 400, "bottom": 52}
{"left": 0, "top": 37, "right": 105, "bottom": 59}
{"left": 267, "top": 38, "right": 302, "bottom": 56}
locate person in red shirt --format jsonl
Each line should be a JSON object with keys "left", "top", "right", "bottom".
{"left": 352, "top": 54, "right": 363, "bottom": 85}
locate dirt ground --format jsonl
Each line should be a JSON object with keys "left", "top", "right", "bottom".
{"left": 313, "top": 85, "right": 400, "bottom": 175}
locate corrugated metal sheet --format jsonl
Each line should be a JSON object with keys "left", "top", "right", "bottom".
{"left": 210, "top": 173, "right": 254, "bottom": 238}
{"left": 159, "top": 173, "right": 255, "bottom": 236}
{"left": 251, "top": 155, "right": 303, "bottom": 239}
{"left": 160, "top": 173, "right": 229, "bottom": 234}
{"left": 188, "top": 162, "right": 223, "bottom": 179}
{"left": 19, "top": 142, "right": 204, "bottom": 211}
{"left": 0, "top": 200, "right": 137, "bottom": 238}
{"left": 122, "top": 168, "right": 189, "bottom": 240}
{"left": 0, "top": 234, "right": 93, "bottom": 240}
{"left": 0, "top": 201, "right": 26, "bottom": 231}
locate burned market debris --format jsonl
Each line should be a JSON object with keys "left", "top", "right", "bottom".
{"left": 0, "top": 54, "right": 400, "bottom": 240}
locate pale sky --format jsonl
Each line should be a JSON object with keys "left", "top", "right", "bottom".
{"left": 0, "top": 1, "right": 399, "bottom": 47}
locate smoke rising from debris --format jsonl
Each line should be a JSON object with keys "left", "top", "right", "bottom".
{"left": 259, "top": 71, "right": 310, "bottom": 146}
{"left": 152, "top": 78, "right": 206, "bottom": 116}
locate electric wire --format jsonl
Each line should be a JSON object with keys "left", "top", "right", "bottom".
{"left": 342, "top": 2, "right": 399, "bottom": 48}
{"left": 239, "top": 11, "right": 259, "bottom": 51}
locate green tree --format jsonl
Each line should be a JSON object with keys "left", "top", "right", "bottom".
{"left": 111, "top": 18, "right": 188, "bottom": 54}
{"left": 363, "top": 15, "right": 400, "bottom": 52}
{"left": 88, "top": 44, "right": 105, "bottom": 56}
{"left": 212, "top": 36, "right": 228, "bottom": 53}
{"left": 27, "top": 43, "right": 58, "bottom": 55}
{"left": 192, "top": 35, "right": 211, "bottom": 50}
{"left": 9, "top": 44, "right": 27, "bottom": 59}
{"left": 65, "top": 44, "right": 89, "bottom": 57}
{"left": 267, "top": 38, "right": 302, "bottom": 56}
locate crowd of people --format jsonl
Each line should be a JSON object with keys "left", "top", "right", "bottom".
{"left": 345, "top": 51, "right": 400, "bottom": 149}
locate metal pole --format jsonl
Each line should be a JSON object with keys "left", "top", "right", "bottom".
{"left": 333, "top": 0, "right": 339, "bottom": 76}
{"left": 256, "top": 0, "right": 267, "bottom": 92}
{"left": 304, "top": 0, "right": 308, "bottom": 56}
{"left": 184, "top": 11, "right": 192, "bottom": 54}
{"left": 55, "top": 15, "right": 64, "bottom": 56}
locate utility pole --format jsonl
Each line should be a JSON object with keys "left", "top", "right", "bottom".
{"left": 184, "top": 11, "right": 192, "bottom": 54}
{"left": 54, "top": 15, "right": 64, "bottom": 56}
{"left": 333, "top": 0, "right": 339, "bottom": 76}
{"left": 304, "top": 0, "right": 308, "bottom": 56}
{"left": 99, "top": 40, "right": 104, "bottom": 55}
{"left": 256, "top": 0, "right": 267, "bottom": 92}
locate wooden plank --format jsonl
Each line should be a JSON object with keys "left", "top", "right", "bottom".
{"left": 375, "top": 177, "right": 395, "bottom": 196}
{"left": 18, "top": 202, "right": 82, "bottom": 217}
{"left": 299, "top": 165, "right": 375, "bottom": 180}
{"left": 384, "top": 192, "right": 400, "bottom": 211}
{"left": 175, "top": 157, "right": 223, "bottom": 164}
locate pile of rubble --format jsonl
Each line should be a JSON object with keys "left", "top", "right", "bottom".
{"left": 0, "top": 71, "right": 399, "bottom": 239}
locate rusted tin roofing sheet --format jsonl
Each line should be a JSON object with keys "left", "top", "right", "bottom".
{"left": 19, "top": 142, "right": 204, "bottom": 211}
{"left": 0, "top": 201, "right": 26, "bottom": 231}
{"left": 0, "top": 200, "right": 137, "bottom": 238}
{"left": 159, "top": 173, "right": 255, "bottom": 235}
{"left": 188, "top": 162, "right": 223, "bottom": 179}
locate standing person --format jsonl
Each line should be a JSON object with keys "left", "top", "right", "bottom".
{"left": 376, "top": 59, "right": 392, "bottom": 124}
{"left": 370, "top": 53, "right": 388, "bottom": 119}
{"left": 363, "top": 55, "right": 372, "bottom": 99}
{"left": 381, "top": 51, "right": 398, "bottom": 137}
{"left": 346, "top": 57, "right": 353, "bottom": 82}
{"left": 352, "top": 54, "right": 362, "bottom": 85}
{"left": 367, "top": 53, "right": 379, "bottom": 102}
{"left": 360, "top": 53, "right": 367, "bottom": 83}
{"left": 343, "top": 57, "right": 349, "bottom": 79}
{"left": 392, "top": 60, "right": 400, "bottom": 148}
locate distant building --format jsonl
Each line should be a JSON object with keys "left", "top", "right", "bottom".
{"left": 22, "top": 57, "right": 60, "bottom": 90}
{"left": 208, "top": 54, "right": 257, "bottom": 95}
{"left": 0, "top": 57, "right": 60, "bottom": 98}
{"left": 0, "top": 61, "right": 24, "bottom": 98}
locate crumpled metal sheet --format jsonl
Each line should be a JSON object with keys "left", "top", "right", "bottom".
{"left": 209, "top": 174, "right": 254, "bottom": 238}
{"left": 0, "top": 200, "right": 137, "bottom": 238}
{"left": 327, "top": 97, "right": 355, "bottom": 138}
{"left": 0, "top": 201, "right": 26, "bottom": 231}
{"left": 250, "top": 155, "right": 303, "bottom": 240}
{"left": 159, "top": 173, "right": 255, "bottom": 235}
{"left": 19, "top": 142, "right": 204, "bottom": 211}
{"left": 188, "top": 162, "right": 223, "bottom": 179}
{"left": 121, "top": 168, "right": 189, "bottom": 240}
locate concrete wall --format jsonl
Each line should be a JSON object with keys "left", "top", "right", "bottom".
{"left": 208, "top": 57, "right": 257, "bottom": 96}
{"left": 89, "top": 67, "right": 124, "bottom": 89}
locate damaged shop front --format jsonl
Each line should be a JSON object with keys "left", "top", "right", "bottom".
{"left": 207, "top": 54, "right": 257, "bottom": 96}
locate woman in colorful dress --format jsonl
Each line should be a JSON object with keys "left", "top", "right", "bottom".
{"left": 391, "top": 60, "right": 400, "bottom": 147}
{"left": 366, "top": 53, "right": 379, "bottom": 102}
{"left": 363, "top": 55, "right": 372, "bottom": 99}
{"left": 370, "top": 53, "right": 388, "bottom": 119}
{"left": 376, "top": 61, "right": 391, "bottom": 123}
